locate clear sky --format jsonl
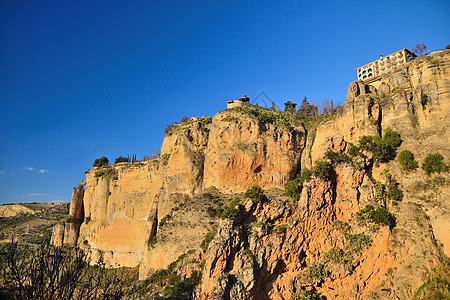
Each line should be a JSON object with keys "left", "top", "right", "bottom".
{"left": 0, "top": 0, "right": 449, "bottom": 204}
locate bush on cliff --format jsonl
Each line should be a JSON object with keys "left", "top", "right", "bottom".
{"left": 422, "top": 153, "right": 448, "bottom": 175}
{"left": 114, "top": 156, "right": 129, "bottom": 164}
{"left": 356, "top": 205, "right": 395, "bottom": 229}
{"left": 358, "top": 128, "right": 402, "bottom": 165}
{"left": 324, "top": 150, "right": 351, "bottom": 165}
{"left": 398, "top": 150, "right": 418, "bottom": 172}
{"left": 93, "top": 156, "right": 109, "bottom": 167}
{"left": 244, "top": 185, "right": 267, "bottom": 204}
{"left": 312, "top": 160, "right": 331, "bottom": 180}
{"left": 285, "top": 168, "right": 312, "bottom": 201}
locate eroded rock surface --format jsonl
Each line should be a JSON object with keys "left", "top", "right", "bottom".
{"left": 51, "top": 50, "right": 450, "bottom": 298}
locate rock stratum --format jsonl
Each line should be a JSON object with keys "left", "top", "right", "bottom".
{"left": 52, "top": 50, "right": 450, "bottom": 299}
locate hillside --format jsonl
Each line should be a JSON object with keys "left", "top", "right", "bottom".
{"left": 0, "top": 203, "right": 69, "bottom": 245}
{"left": 51, "top": 49, "right": 450, "bottom": 299}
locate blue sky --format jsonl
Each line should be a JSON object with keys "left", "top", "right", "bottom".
{"left": 0, "top": 0, "right": 449, "bottom": 204}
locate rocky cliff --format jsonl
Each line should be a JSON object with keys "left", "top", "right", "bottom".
{"left": 52, "top": 49, "right": 450, "bottom": 299}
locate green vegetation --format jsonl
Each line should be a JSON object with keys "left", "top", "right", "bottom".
{"left": 422, "top": 153, "right": 448, "bottom": 175}
{"left": 65, "top": 216, "right": 76, "bottom": 223}
{"left": 200, "top": 230, "right": 216, "bottom": 252}
{"left": 137, "top": 252, "right": 202, "bottom": 299}
{"left": 430, "top": 58, "right": 439, "bottom": 66}
{"left": 275, "top": 224, "right": 288, "bottom": 235}
{"left": 322, "top": 233, "right": 372, "bottom": 271}
{"left": 414, "top": 260, "right": 450, "bottom": 300}
{"left": 164, "top": 116, "right": 211, "bottom": 136}
{"left": 291, "top": 290, "right": 324, "bottom": 300}
{"left": 383, "top": 170, "right": 404, "bottom": 203}
{"left": 161, "top": 154, "right": 170, "bottom": 165}
{"left": 94, "top": 168, "right": 117, "bottom": 179}
{"left": 114, "top": 156, "right": 129, "bottom": 164}
{"left": 346, "top": 233, "right": 372, "bottom": 254}
{"left": 358, "top": 128, "right": 402, "bottom": 165}
{"left": 387, "top": 184, "right": 403, "bottom": 202}
{"left": 355, "top": 205, "right": 395, "bottom": 229}
{"left": 285, "top": 168, "right": 312, "bottom": 201}
{"left": 398, "top": 150, "right": 418, "bottom": 171}
{"left": 324, "top": 150, "right": 351, "bottom": 165}
{"left": 226, "top": 106, "right": 295, "bottom": 131}
{"left": 414, "top": 176, "right": 449, "bottom": 193}
{"left": 421, "top": 93, "right": 429, "bottom": 109}
{"left": 85, "top": 216, "right": 91, "bottom": 224}
{"left": 222, "top": 115, "right": 237, "bottom": 122}
{"left": 312, "top": 160, "right": 331, "bottom": 180}
{"left": 306, "top": 263, "right": 329, "bottom": 281}
{"left": 218, "top": 197, "right": 242, "bottom": 220}
{"left": 0, "top": 240, "right": 125, "bottom": 299}
{"left": 243, "top": 185, "right": 267, "bottom": 204}
{"left": 158, "top": 215, "right": 171, "bottom": 227}
{"left": 348, "top": 144, "right": 365, "bottom": 158}
{"left": 93, "top": 156, "right": 109, "bottom": 168}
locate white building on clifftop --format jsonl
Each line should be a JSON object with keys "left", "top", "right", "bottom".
{"left": 356, "top": 48, "right": 416, "bottom": 84}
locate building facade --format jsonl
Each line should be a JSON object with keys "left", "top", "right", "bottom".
{"left": 356, "top": 49, "right": 416, "bottom": 82}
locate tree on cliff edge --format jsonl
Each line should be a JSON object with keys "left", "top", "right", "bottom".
{"left": 93, "top": 156, "right": 109, "bottom": 167}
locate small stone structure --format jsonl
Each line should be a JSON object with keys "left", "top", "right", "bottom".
{"left": 226, "top": 95, "right": 255, "bottom": 109}
{"left": 356, "top": 49, "right": 416, "bottom": 87}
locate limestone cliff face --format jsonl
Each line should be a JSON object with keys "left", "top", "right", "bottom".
{"left": 306, "top": 49, "right": 450, "bottom": 168}
{"left": 58, "top": 113, "right": 304, "bottom": 272}
{"left": 197, "top": 136, "right": 443, "bottom": 300}
{"left": 203, "top": 110, "right": 305, "bottom": 193}
{"left": 53, "top": 49, "right": 450, "bottom": 298}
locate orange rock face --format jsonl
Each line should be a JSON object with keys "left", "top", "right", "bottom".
{"left": 52, "top": 50, "right": 449, "bottom": 298}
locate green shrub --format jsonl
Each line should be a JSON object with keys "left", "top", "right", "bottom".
{"left": 199, "top": 116, "right": 212, "bottom": 124}
{"left": 95, "top": 171, "right": 106, "bottom": 177}
{"left": 93, "top": 156, "right": 109, "bottom": 168}
{"left": 227, "top": 106, "right": 295, "bottom": 132}
{"left": 387, "top": 185, "right": 403, "bottom": 202}
{"left": 422, "top": 153, "right": 447, "bottom": 175}
{"left": 158, "top": 214, "right": 172, "bottom": 228}
{"left": 398, "top": 150, "right": 418, "bottom": 171}
{"left": 323, "top": 247, "right": 348, "bottom": 264}
{"left": 306, "top": 263, "right": 329, "bottom": 281}
{"left": 346, "top": 233, "right": 372, "bottom": 254}
{"left": 275, "top": 225, "right": 288, "bottom": 235}
{"left": 312, "top": 160, "right": 331, "bottom": 180}
{"left": 161, "top": 154, "right": 170, "bottom": 165}
{"left": 430, "top": 58, "right": 439, "bottom": 65}
{"left": 217, "top": 197, "right": 241, "bottom": 220}
{"left": 285, "top": 168, "right": 312, "bottom": 200}
{"left": 356, "top": 205, "right": 394, "bottom": 229}
{"left": 382, "top": 128, "right": 402, "bottom": 150}
{"left": 358, "top": 129, "right": 402, "bottom": 165}
{"left": 421, "top": 93, "right": 429, "bottom": 109}
{"left": 291, "top": 290, "right": 323, "bottom": 300}
{"left": 348, "top": 144, "right": 365, "bottom": 158}
{"left": 114, "top": 156, "right": 129, "bottom": 164}
{"left": 200, "top": 231, "right": 216, "bottom": 252}
{"left": 324, "top": 150, "right": 351, "bottom": 165}
{"left": 85, "top": 216, "right": 91, "bottom": 224}
{"left": 243, "top": 185, "right": 267, "bottom": 204}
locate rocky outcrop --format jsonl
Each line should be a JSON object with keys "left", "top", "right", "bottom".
{"left": 203, "top": 110, "right": 305, "bottom": 193}
{"left": 197, "top": 135, "right": 443, "bottom": 299}
{"left": 51, "top": 49, "right": 450, "bottom": 297}
{"left": 306, "top": 50, "right": 450, "bottom": 169}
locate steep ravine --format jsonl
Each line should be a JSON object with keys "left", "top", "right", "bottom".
{"left": 52, "top": 49, "right": 449, "bottom": 299}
